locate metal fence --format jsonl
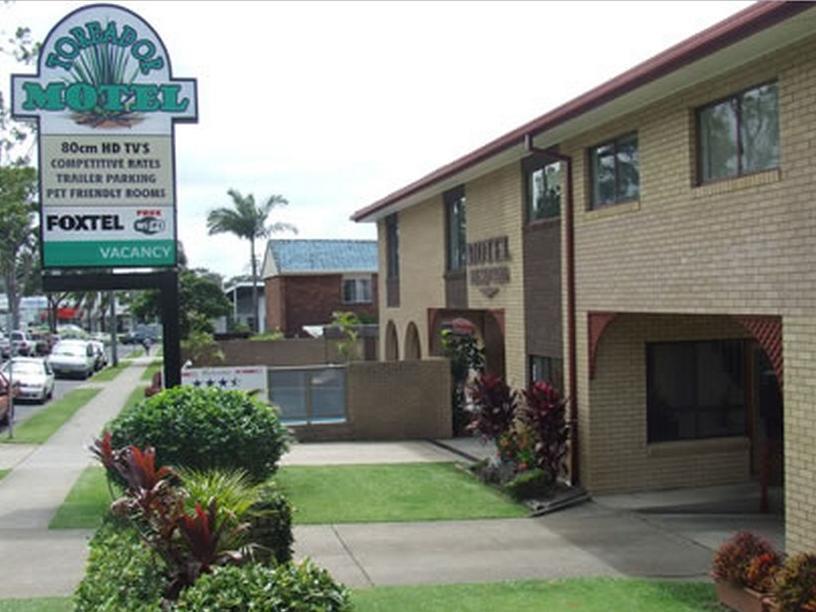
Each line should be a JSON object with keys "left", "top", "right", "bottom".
{"left": 267, "top": 365, "right": 347, "bottom": 425}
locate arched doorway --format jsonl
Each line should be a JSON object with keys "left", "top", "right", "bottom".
{"left": 404, "top": 322, "right": 421, "bottom": 360}
{"left": 385, "top": 320, "right": 399, "bottom": 361}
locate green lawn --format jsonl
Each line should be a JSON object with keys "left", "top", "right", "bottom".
{"left": 0, "top": 598, "right": 72, "bottom": 611}
{"left": 352, "top": 578, "right": 717, "bottom": 611}
{"left": 141, "top": 359, "right": 163, "bottom": 381}
{"left": 90, "top": 362, "right": 129, "bottom": 382}
{"left": 0, "top": 579, "right": 717, "bottom": 612}
{"left": 0, "top": 469, "right": 8, "bottom": 481}
{"left": 52, "top": 462, "right": 527, "bottom": 528}
{"left": 49, "top": 466, "right": 114, "bottom": 529}
{"left": 277, "top": 462, "right": 528, "bottom": 524}
{"left": 1, "top": 388, "right": 101, "bottom": 445}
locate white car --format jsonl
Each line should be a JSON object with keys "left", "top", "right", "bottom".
{"left": 89, "top": 340, "right": 107, "bottom": 371}
{"left": 2, "top": 358, "right": 55, "bottom": 403}
{"left": 49, "top": 341, "right": 96, "bottom": 379}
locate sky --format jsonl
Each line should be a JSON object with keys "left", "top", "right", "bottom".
{"left": 1, "top": 0, "right": 753, "bottom": 279}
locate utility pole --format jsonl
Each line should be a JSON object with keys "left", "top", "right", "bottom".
{"left": 109, "top": 290, "right": 118, "bottom": 366}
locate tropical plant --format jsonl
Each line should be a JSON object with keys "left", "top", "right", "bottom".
{"left": 108, "top": 386, "right": 291, "bottom": 482}
{"left": 771, "top": 552, "right": 816, "bottom": 611}
{"left": 180, "top": 468, "right": 261, "bottom": 525}
{"left": 206, "top": 189, "right": 297, "bottom": 333}
{"left": 441, "top": 327, "right": 485, "bottom": 435}
{"left": 332, "top": 310, "right": 361, "bottom": 361}
{"left": 521, "top": 381, "right": 569, "bottom": 483}
{"left": 181, "top": 330, "right": 224, "bottom": 366}
{"left": 711, "top": 531, "right": 780, "bottom": 588}
{"left": 466, "top": 373, "right": 517, "bottom": 441}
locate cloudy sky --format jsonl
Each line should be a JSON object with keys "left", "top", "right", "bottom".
{"left": 2, "top": 0, "right": 752, "bottom": 278}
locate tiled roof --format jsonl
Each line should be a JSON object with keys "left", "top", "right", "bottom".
{"left": 267, "top": 239, "right": 377, "bottom": 274}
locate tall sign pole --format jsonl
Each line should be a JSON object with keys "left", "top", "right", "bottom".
{"left": 11, "top": 4, "right": 198, "bottom": 387}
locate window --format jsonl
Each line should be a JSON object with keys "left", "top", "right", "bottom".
{"left": 445, "top": 186, "right": 467, "bottom": 272}
{"left": 698, "top": 82, "right": 779, "bottom": 183}
{"left": 529, "top": 355, "right": 564, "bottom": 393}
{"left": 589, "top": 133, "right": 639, "bottom": 208}
{"left": 342, "top": 277, "right": 372, "bottom": 304}
{"left": 385, "top": 214, "right": 399, "bottom": 279}
{"left": 524, "top": 158, "right": 561, "bottom": 221}
{"left": 647, "top": 339, "right": 746, "bottom": 443}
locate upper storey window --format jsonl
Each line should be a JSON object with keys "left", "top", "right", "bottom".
{"left": 589, "top": 133, "right": 639, "bottom": 208}
{"left": 524, "top": 158, "right": 561, "bottom": 221}
{"left": 445, "top": 186, "right": 467, "bottom": 272}
{"left": 698, "top": 82, "right": 779, "bottom": 183}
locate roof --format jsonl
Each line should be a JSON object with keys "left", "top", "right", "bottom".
{"left": 263, "top": 239, "right": 378, "bottom": 277}
{"left": 352, "top": 1, "right": 813, "bottom": 222}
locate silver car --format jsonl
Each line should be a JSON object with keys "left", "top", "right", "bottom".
{"left": 2, "top": 358, "right": 55, "bottom": 403}
{"left": 49, "top": 341, "right": 95, "bottom": 379}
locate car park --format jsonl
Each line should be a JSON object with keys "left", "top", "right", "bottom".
{"left": 1, "top": 358, "right": 55, "bottom": 403}
{"left": 48, "top": 340, "right": 96, "bottom": 379}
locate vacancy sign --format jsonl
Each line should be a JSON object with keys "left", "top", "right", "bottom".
{"left": 11, "top": 4, "right": 197, "bottom": 269}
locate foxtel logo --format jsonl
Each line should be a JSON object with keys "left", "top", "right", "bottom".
{"left": 46, "top": 214, "right": 124, "bottom": 231}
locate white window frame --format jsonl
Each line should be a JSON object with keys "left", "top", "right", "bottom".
{"left": 342, "top": 275, "right": 372, "bottom": 304}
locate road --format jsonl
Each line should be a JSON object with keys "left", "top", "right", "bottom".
{"left": 0, "top": 343, "right": 141, "bottom": 433}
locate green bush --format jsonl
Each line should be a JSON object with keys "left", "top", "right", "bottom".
{"left": 109, "top": 386, "right": 291, "bottom": 482}
{"left": 504, "top": 468, "right": 553, "bottom": 501}
{"left": 175, "top": 561, "right": 351, "bottom": 611}
{"left": 246, "top": 481, "right": 294, "bottom": 564}
{"left": 74, "top": 517, "right": 166, "bottom": 611}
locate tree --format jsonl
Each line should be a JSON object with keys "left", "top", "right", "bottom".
{"left": 0, "top": 166, "right": 37, "bottom": 330}
{"left": 130, "top": 268, "right": 231, "bottom": 338}
{"left": 206, "top": 190, "right": 296, "bottom": 333}
{"left": 0, "top": 23, "right": 39, "bottom": 167}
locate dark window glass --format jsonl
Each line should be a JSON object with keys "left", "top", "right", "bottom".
{"left": 698, "top": 82, "right": 778, "bottom": 183}
{"left": 647, "top": 339, "right": 746, "bottom": 443}
{"left": 527, "top": 161, "right": 561, "bottom": 221}
{"left": 445, "top": 188, "right": 467, "bottom": 271}
{"left": 385, "top": 214, "right": 399, "bottom": 279}
{"left": 342, "top": 278, "right": 372, "bottom": 304}
{"left": 529, "top": 355, "right": 564, "bottom": 393}
{"left": 589, "top": 134, "right": 639, "bottom": 208}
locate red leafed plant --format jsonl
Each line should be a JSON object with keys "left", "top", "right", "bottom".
{"left": 772, "top": 552, "right": 816, "bottom": 611}
{"left": 746, "top": 551, "right": 782, "bottom": 593}
{"left": 521, "top": 381, "right": 568, "bottom": 483}
{"left": 467, "top": 373, "right": 518, "bottom": 442}
{"left": 712, "top": 531, "right": 780, "bottom": 589}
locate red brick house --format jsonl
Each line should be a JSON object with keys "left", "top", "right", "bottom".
{"left": 262, "top": 239, "right": 378, "bottom": 337}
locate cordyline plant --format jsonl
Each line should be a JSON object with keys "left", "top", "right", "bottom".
{"left": 90, "top": 432, "right": 253, "bottom": 600}
{"left": 711, "top": 531, "right": 780, "bottom": 589}
{"left": 521, "top": 381, "right": 569, "bottom": 483}
{"left": 466, "top": 373, "right": 518, "bottom": 441}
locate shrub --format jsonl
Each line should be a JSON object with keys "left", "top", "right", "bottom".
{"left": 521, "top": 381, "right": 568, "bottom": 482}
{"left": 467, "top": 373, "right": 518, "bottom": 441}
{"left": 711, "top": 531, "right": 780, "bottom": 588}
{"left": 174, "top": 560, "right": 351, "bottom": 611}
{"left": 497, "top": 420, "right": 537, "bottom": 471}
{"left": 772, "top": 553, "right": 816, "bottom": 611}
{"left": 246, "top": 481, "right": 294, "bottom": 564}
{"left": 74, "top": 517, "right": 166, "bottom": 612}
{"left": 504, "top": 468, "right": 553, "bottom": 501}
{"left": 109, "top": 386, "right": 291, "bottom": 482}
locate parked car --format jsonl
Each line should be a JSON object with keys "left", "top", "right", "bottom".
{"left": 0, "top": 372, "right": 11, "bottom": 424}
{"left": 89, "top": 340, "right": 107, "bottom": 371}
{"left": 1, "top": 358, "right": 55, "bottom": 403}
{"left": 0, "top": 333, "right": 11, "bottom": 359}
{"left": 9, "top": 331, "right": 34, "bottom": 356}
{"left": 48, "top": 340, "right": 95, "bottom": 379}
{"left": 28, "top": 331, "right": 57, "bottom": 356}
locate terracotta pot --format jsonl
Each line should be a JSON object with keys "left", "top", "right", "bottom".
{"left": 714, "top": 580, "right": 769, "bottom": 612}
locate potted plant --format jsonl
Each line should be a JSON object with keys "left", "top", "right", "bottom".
{"left": 768, "top": 552, "right": 816, "bottom": 611}
{"left": 711, "top": 531, "right": 781, "bottom": 612}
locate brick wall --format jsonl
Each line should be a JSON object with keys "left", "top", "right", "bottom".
{"left": 265, "top": 277, "right": 285, "bottom": 332}
{"left": 562, "top": 34, "right": 816, "bottom": 552}
{"left": 523, "top": 219, "right": 562, "bottom": 360}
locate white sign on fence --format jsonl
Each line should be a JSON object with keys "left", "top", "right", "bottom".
{"left": 181, "top": 366, "right": 267, "bottom": 397}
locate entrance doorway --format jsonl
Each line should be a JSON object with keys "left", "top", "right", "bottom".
{"left": 750, "top": 345, "right": 784, "bottom": 511}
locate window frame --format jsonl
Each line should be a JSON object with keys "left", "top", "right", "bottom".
{"left": 342, "top": 276, "right": 373, "bottom": 304}
{"left": 444, "top": 185, "right": 467, "bottom": 273}
{"left": 646, "top": 338, "right": 748, "bottom": 444}
{"left": 528, "top": 354, "right": 564, "bottom": 393}
{"left": 695, "top": 80, "right": 779, "bottom": 185}
{"left": 385, "top": 213, "right": 399, "bottom": 280}
{"left": 522, "top": 155, "right": 562, "bottom": 223}
{"left": 588, "top": 132, "right": 639, "bottom": 209}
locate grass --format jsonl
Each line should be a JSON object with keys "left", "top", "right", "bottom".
{"left": 352, "top": 579, "right": 717, "bottom": 611}
{"left": 49, "top": 466, "right": 115, "bottom": 529}
{"left": 1, "top": 388, "right": 100, "bottom": 445}
{"left": 0, "top": 579, "right": 716, "bottom": 612}
{"left": 141, "top": 359, "right": 163, "bottom": 381}
{"left": 122, "top": 347, "right": 144, "bottom": 360}
{"left": 89, "top": 362, "right": 129, "bottom": 382}
{"left": 277, "top": 462, "right": 527, "bottom": 524}
{"left": 0, "top": 598, "right": 73, "bottom": 611}
{"left": 0, "top": 469, "right": 8, "bottom": 481}
{"left": 51, "top": 462, "right": 526, "bottom": 529}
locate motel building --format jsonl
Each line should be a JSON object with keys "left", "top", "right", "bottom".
{"left": 353, "top": 2, "right": 816, "bottom": 554}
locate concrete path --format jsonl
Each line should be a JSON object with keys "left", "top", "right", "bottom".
{"left": 282, "top": 440, "right": 462, "bottom": 466}
{"left": 0, "top": 363, "right": 145, "bottom": 598}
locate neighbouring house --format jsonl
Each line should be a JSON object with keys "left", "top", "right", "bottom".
{"left": 262, "top": 239, "right": 378, "bottom": 337}
{"left": 353, "top": 2, "right": 816, "bottom": 554}
{"left": 224, "top": 279, "right": 266, "bottom": 333}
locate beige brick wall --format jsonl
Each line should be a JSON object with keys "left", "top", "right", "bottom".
{"left": 466, "top": 164, "right": 527, "bottom": 388}
{"left": 563, "top": 34, "right": 816, "bottom": 552}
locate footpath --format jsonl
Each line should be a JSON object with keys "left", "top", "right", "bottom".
{"left": 0, "top": 360, "right": 148, "bottom": 598}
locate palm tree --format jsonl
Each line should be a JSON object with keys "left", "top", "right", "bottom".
{"left": 206, "top": 190, "right": 296, "bottom": 333}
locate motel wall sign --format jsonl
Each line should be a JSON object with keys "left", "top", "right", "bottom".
{"left": 468, "top": 235, "right": 511, "bottom": 299}
{"left": 11, "top": 4, "right": 198, "bottom": 269}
